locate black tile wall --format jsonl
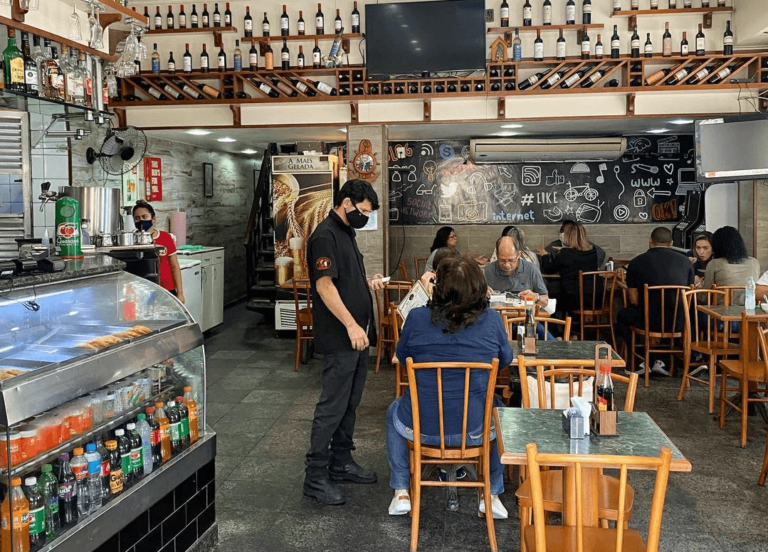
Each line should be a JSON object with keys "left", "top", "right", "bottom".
{"left": 134, "top": 526, "right": 163, "bottom": 552}
{"left": 197, "top": 504, "right": 215, "bottom": 539}
{"left": 175, "top": 473, "right": 198, "bottom": 506}
{"left": 120, "top": 512, "right": 149, "bottom": 552}
{"left": 175, "top": 521, "right": 199, "bottom": 552}
{"left": 162, "top": 509, "right": 188, "bottom": 545}
{"left": 150, "top": 491, "right": 175, "bottom": 528}
{"left": 95, "top": 534, "right": 120, "bottom": 552}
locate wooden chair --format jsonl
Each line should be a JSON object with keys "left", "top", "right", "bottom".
{"left": 504, "top": 315, "right": 571, "bottom": 343}
{"left": 718, "top": 312, "right": 768, "bottom": 448}
{"left": 712, "top": 284, "right": 746, "bottom": 340}
{"left": 677, "top": 288, "right": 738, "bottom": 414}
{"left": 630, "top": 284, "right": 689, "bottom": 388}
{"left": 524, "top": 443, "right": 673, "bottom": 552}
{"left": 759, "top": 423, "right": 768, "bottom": 485}
{"left": 398, "top": 260, "right": 409, "bottom": 280}
{"left": 405, "top": 357, "right": 500, "bottom": 552}
{"left": 413, "top": 256, "right": 428, "bottom": 278}
{"left": 292, "top": 278, "right": 313, "bottom": 372}
{"left": 390, "top": 303, "right": 408, "bottom": 398}
{"left": 575, "top": 270, "right": 617, "bottom": 347}
{"left": 374, "top": 280, "right": 415, "bottom": 374}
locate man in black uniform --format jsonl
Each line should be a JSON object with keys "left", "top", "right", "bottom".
{"left": 303, "top": 179, "right": 386, "bottom": 505}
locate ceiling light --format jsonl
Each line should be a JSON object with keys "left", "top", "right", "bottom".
{"left": 494, "top": 131, "right": 519, "bottom": 137}
{"left": 339, "top": 128, "right": 347, "bottom": 133}
{"left": 668, "top": 118, "right": 694, "bottom": 125}
{"left": 185, "top": 129, "right": 211, "bottom": 136}
{"left": 241, "top": 149, "right": 258, "bottom": 154}
{"left": 217, "top": 137, "right": 237, "bottom": 142}
{"left": 500, "top": 123, "right": 523, "bottom": 129}
{"left": 647, "top": 128, "right": 670, "bottom": 134}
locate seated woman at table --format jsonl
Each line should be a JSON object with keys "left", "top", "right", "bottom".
{"left": 701, "top": 226, "right": 761, "bottom": 305}
{"left": 690, "top": 231, "right": 713, "bottom": 287}
{"left": 418, "top": 246, "right": 459, "bottom": 295}
{"left": 425, "top": 226, "right": 487, "bottom": 271}
{"left": 539, "top": 221, "right": 599, "bottom": 314}
{"left": 387, "top": 256, "right": 514, "bottom": 518}
{"left": 489, "top": 226, "right": 539, "bottom": 267}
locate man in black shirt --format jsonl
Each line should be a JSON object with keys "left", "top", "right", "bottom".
{"left": 303, "top": 179, "right": 386, "bottom": 506}
{"left": 616, "top": 227, "right": 694, "bottom": 375}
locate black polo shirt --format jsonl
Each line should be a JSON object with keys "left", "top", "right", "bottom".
{"left": 308, "top": 209, "right": 377, "bottom": 354}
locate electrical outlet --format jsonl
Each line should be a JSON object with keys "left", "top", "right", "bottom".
{"left": 485, "top": 9, "right": 494, "bottom": 23}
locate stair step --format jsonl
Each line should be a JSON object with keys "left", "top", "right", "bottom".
{"left": 251, "top": 285, "right": 276, "bottom": 293}
{"left": 258, "top": 249, "right": 275, "bottom": 257}
{"left": 255, "top": 266, "right": 275, "bottom": 273}
{"left": 246, "top": 298, "right": 275, "bottom": 313}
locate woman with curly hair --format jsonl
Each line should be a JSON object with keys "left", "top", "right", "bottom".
{"left": 702, "top": 226, "right": 761, "bottom": 305}
{"left": 386, "top": 256, "right": 513, "bottom": 518}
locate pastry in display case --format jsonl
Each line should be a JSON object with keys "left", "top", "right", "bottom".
{"left": 0, "top": 256, "right": 215, "bottom": 552}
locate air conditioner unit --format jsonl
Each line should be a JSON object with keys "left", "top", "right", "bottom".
{"left": 275, "top": 300, "right": 308, "bottom": 330}
{"left": 469, "top": 137, "right": 627, "bottom": 164}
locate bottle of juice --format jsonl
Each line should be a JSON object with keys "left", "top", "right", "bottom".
{"left": 154, "top": 403, "right": 172, "bottom": 463}
{"left": 24, "top": 477, "right": 45, "bottom": 551}
{"left": 1, "top": 477, "right": 30, "bottom": 552}
{"left": 174, "top": 396, "right": 190, "bottom": 449}
{"left": 183, "top": 386, "right": 199, "bottom": 443}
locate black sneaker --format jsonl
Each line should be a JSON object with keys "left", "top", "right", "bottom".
{"left": 329, "top": 461, "right": 378, "bottom": 484}
{"left": 303, "top": 477, "right": 345, "bottom": 505}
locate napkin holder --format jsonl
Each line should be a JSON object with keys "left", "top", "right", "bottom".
{"left": 562, "top": 397, "right": 591, "bottom": 439}
{"left": 589, "top": 403, "right": 618, "bottom": 436}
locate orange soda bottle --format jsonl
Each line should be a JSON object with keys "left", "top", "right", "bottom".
{"left": 154, "top": 402, "right": 172, "bottom": 463}
{"left": 1, "top": 477, "right": 30, "bottom": 552}
{"left": 183, "top": 386, "right": 199, "bottom": 443}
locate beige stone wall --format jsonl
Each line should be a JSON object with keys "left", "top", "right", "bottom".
{"left": 755, "top": 182, "right": 768, "bottom": 270}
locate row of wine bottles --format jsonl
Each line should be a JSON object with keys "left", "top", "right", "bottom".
{"left": 615, "top": 0, "right": 727, "bottom": 10}
{"left": 143, "top": 2, "right": 361, "bottom": 36}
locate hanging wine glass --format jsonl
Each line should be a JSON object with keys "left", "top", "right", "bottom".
{"left": 88, "top": 2, "right": 105, "bottom": 49}
{"left": 69, "top": 2, "right": 83, "bottom": 41}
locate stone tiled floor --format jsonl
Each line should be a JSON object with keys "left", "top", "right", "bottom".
{"left": 208, "top": 304, "right": 768, "bottom": 551}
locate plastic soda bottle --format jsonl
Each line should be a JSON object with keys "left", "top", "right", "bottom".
{"left": 183, "top": 386, "right": 199, "bottom": 443}
{"left": 37, "top": 464, "right": 59, "bottom": 543}
{"left": 154, "top": 402, "right": 172, "bottom": 462}
{"left": 115, "top": 429, "right": 133, "bottom": 489}
{"left": 95, "top": 438, "right": 111, "bottom": 499}
{"left": 145, "top": 407, "right": 162, "bottom": 469}
{"left": 126, "top": 423, "right": 143, "bottom": 480}
{"left": 24, "top": 477, "right": 45, "bottom": 551}
{"left": 56, "top": 453, "right": 77, "bottom": 527}
{"left": 69, "top": 448, "right": 89, "bottom": 519}
{"left": 1, "top": 477, "right": 30, "bottom": 552}
{"left": 84, "top": 444, "right": 102, "bottom": 514}
{"left": 105, "top": 440, "right": 123, "bottom": 497}
{"left": 136, "top": 414, "right": 154, "bottom": 475}
{"left": 166, "top": 401, "right": 182, "bottom": 455}
{"left": 175, "top": 396, "right": 190, "bottom": 449}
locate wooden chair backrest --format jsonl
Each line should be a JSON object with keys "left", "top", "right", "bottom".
{"left": 681, "top": 288, "right": 729, "bottom": 346}
{"left": 578, "top": 270, "right": 617, "bottom": 314}
{"left": 292, "top": 278, "right": 312, "bottom": 316}
{"left": 756, "top": 323, "right": 768, "bottom": 384}
{"left": 504, "top": 316, "right": 571, "bottom": 342}
{"left": 390, "top": 301, "right": 403, "bottom": 344}
{"left": 641, "top": 284, "right": 690, "bottom": 337}
{"left": 398, "top": 260, "right": 409, "bottom": 280}
{"left": 712, "top": 284, "right": 746, "bottom": 306}
{"left": 382, "top": 280, "right": 415, "bottom": 318}
{"left": 497, "top": 304, "right": 540, "bottom": 325}
{"left": 414, "top": 256, "right": 428, "bottom": 277}
{"left": 525, "top": 443, "right": 673, "bottom": 552}
{"left": 405, "top": 358, "right": 499, "bottom": 460}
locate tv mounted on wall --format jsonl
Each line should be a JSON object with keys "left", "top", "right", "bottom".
{"left": 364, "top": 0, "right": 487, "bottom": 80}
{"left": 695, "top": 115, "right": 768, "bottom": 183}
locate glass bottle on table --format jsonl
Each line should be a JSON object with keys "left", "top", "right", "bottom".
{"left": 597, "top": 364, "right": 614, "bottom": 411}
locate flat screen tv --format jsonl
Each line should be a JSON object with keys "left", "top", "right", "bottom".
{"left": 365, "top": 0, "right": 486, "bottom": 80}
{"left": 695, "top": 115, "right": 768, "bottom": 183}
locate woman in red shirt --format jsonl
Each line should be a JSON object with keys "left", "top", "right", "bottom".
{"left": 132, "top": 199, "right": 185, "bottom": 304}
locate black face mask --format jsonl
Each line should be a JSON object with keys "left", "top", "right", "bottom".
{"left": 346, "top": 205, "right": 369, "bottom": 229}
{"left": 135, "top": 219, "right": 153, "bottom": 231}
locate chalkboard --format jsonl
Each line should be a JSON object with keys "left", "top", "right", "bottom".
{"left": 387, "top": 136, "right": 698, "bottom": 225}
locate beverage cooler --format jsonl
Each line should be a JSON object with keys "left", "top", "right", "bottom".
{"left": 0, "top": 255, "right": 217, "bottom": 552}
{"left": 271, "top": 155, "right": 336, "bottom": 286}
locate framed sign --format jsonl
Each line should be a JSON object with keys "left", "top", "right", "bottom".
{"left": 144, "top": 157, "right": 162, "bottom": 201}
{"left": 203, "top": 163, "right": 213, "bottom": 198}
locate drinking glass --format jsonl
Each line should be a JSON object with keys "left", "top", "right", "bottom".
{"left": 69, "top": 3, "right": 83, "bottom": 41}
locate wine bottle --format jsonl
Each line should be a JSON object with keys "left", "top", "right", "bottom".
{"left": 408, "top": 83, "right": 417, "bottom": 94}
{"left": 582, "top": 0, "right": 591, "bottom": 24}
{"left": 613, "top": 0, "right": 621, "bottom": 13}
{"left": 543, "top": 0, "right": 552, "bottom": 26}
{"left": 298, "top": 10, "right": 305, "bottom": 35}
{"left": 501, "top": 0, "right": 510, "bottom": 27}
{"left": 248, "top": 42, "right": 258, "bottom": 70}
{"left": 523, "top": 0, "right": 532, "bottom": 26}
{"left": 630, "top": 77, "right": 642, "bottom": 86}
{"left": 314, "top": 80, "right": 337, "bottom": 95}
{"left": 316, "top": 3, "right": 325, "bottom": 34}
{"left": 519, "top": 68, "right": 552, "bottom": 90}
{"left": 474, "top": 82, "right": 484, "bottom": 92}
{"left": 687, "top": 64, "right": 716, "bottom": 85}
{"left": 435, "top": 83, "right": 445, "bottom": 93}
{"left": 190, "top": 80, "right": 221, "bottom": 98}
{"left": 701, "top": 0, "right": 709, "bottom": 6}
{"left": 139, "top": 79, "right": 168, "bottom": 100}
{"left": 669, "top": 0, "right": 677, "bottom": 7}
{"left": 645, "top": 67, "right": 671, "bottom": 85}
{"left": 556, "top": 29, "right": 566, "bottom": 60}
{"left": 21, "top": 32, "right": 38, "bottom": 96}
{"left": 663, "top": 23, "right": 671, "bottom": 57}
{"left": 202, "top": 3, "right": 209, "bottom": 27}
{"left": 262, "top": 11, "right": 270, "bottom": 37}
{"left": 504, "top": 81, "right": 515, "bottom": 91}
{"left": 191, "top": 4, "right": 198, "bottom": 27}
{"left": 595, "top": 34, "right": 603, "bottom": 59}
{"left": 312, "top": 39, "right": 321, "bottom": 68}
{"left": 512, "top": 28, "right": 522, "bottom": 61}
{"left": 681, "top": 31, "right": 689, "bottom": 56}
{"left": 224, "top": 3, "right": 232, "bottom": 26}
{"left": 161, "top": 82, "right": 183, "bottom": 100}
{"left": 351, "top": 2, "right": 360, "bottom": 33}
{"left": 644, "top": 33, "right": 653, "bottom": 57}
{"left": 154, "top": 6, "right": 162, "bottom": 30}
{"left": 560, "top": 64, "right": 593, "bottom": 88}
{"left": 383, "top": 83, "right": 394, "bottom": 94}
{"left": 281, "top": 5, "right": 289, "bottom": 36}
{"left": 333, "top": 8, "right": 342, "bottom": 34}
{"left": 696, "top": 24, "right": 705, "bottom": 56}
{"left": 233, "top": 40, "right": 242, "bottom": 71}
{"left": 217, "top": 44, "right": 226, "bottom": 72}
{"left": 665, "top": 63, "right": 695, "bottom": 84}
{"left": 581, "top": 30, "right": 591, "bottom": 59}
{"left": 631, "top": 25, "right": 640, "bottom": 58}
{"left": 264, "top": 39, "right": 274, "bottom": 70}
{"left": 580, "top": 67, "right": 606, "bottom": 88}
{"left": 631, "top": 0, "right": 639, "bottom": 9}
{"left": 272, "top": 78, "right": 297, "bottom": 97}
{"left": 565, "top": 0, "right": 575, "bottom": 25}
{"left": 213, "top": 3, "right": 221, "bottom": 27}
{"left": 534, "top": 29, "right": 544, "bottom": 61}
{"left": 144, "top": 6, "right": 150, "bottom": 21}
{"left": 707, "top": 62, "right": 738, "bottom": 84}
{"left": 723, "top": 20, "right": 733, "bottom": 55}
{"left": 684, "top": 0, "right": 692, "bottom": 7}
{"left": 151, "top": 43, "right": 161, "bottom": 73}
{"left": 297, "top": 45, "right": 305, "bottom": 69}
{"left": 292, "top": 77, "right": 316, "bottom": 96}
{"left": 183, "top": 43, "right": 192, "bottom": 73}
{"left": 717, "top": 0, "right": 725, "bottom": 6}
{"left": 243, "top": 6, "right": 252, "bottom": 36}
{"left": 281, "top": 39, "right": 290, "bottom": 70}
{"left": 200, "top": 44, "right": 209, "bottom": 72}
{"left": 611, "top": 25, "right": 620, "bottom": 58}
{"left": 167, "top": 5, "right": 174, "bottom": 29}
{"left": 651, "top": 0, "right": 658, "bottom": 8}
{"left": 254, "top": 80, "right": 279, "bottom": 98}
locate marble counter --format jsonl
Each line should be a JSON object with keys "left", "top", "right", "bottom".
{"left": 0, "top": 254, "right": 125, "bottom": 291}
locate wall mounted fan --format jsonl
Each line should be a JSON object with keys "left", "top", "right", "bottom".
{"left": 86, "top": 126, "right": 148, "bottom": 176}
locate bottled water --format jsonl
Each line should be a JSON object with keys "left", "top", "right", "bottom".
{"left": 746, "top": 276, "right": 756, "bottom": 311}
{"left": 85, "top": 443, "right": 103, "bottom": 514}
{"left": 136, "top": 414, "right": 154, "bottom": 475}
{"left": 70, "top": 447, "right": 90, "bottom": 518}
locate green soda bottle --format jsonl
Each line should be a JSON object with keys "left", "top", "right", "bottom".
{"left": 38, "top": 464, "right": 60, "bottom": 543}
{"left": 55, "top": 196, "right": 83, "bottom": 260}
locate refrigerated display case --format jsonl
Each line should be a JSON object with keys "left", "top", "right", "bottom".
{"left": 0, "top": 254, "right": 216, "bottom": 552}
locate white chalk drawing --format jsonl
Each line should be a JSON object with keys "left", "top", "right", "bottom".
{"left": 667, "top": 178, "right": 674, "bottom": 186}
{"left": 646, "top": 189, "right": 671, "bottom": 198}
{"left": 422, "top": 160, "right": 437, "bottom": 182}
{"left": 623, "top": 137, "right": 652, "bottom": 162}
{"left": 440, "top": 181, "right": 460, "bottom": 198}
{"left": 614, "top": 166, "right": 626, "bottom": 199}
{"left": 630, "top": 178, "right": 660, "bottom": 188}
{"left": 389, "top": 189, "right": 402, "bottom": 200}
{"left": 663, "top": 163, "right": 674, "bottom": 175}
{"left": 466, "top": 172, "right": 491, "bottom": 195}
{"left": 522, "top": 166, "right": 542, "bottom": 186}
{"left": 439, "top": 143, "right": 455, "bottom": 159}
{"left": 439, "top": 204, "right": 453, "bottom": 222}
{"left": 390, "top": 207, "right": 400, "bottom": 221}
{"left": 390, "top": 164, "right": 417, "bottom": 187}
{"left": 536, "top": 190, "right": 559, "bottom": 204}
{"left": 461, "top": 145, "right": 470, "bottom": 160}
{"left": 493, "top": 181, "right": 517, "bottom": 207}
{"left": 576, "top": 200, "right": 604, "bottom": 223}
{"left": 631, "top": 163, "right": 659, "bottom": 175}
{"left": 633, "top": 189, "right": 646, "bottom": 208}
{"left": 388, "top": 143, "right": 414, "bottom": 162}
{"left": 675, "top": 168, "right": 703, "bottom": 195}
{"left": 457, "top": 201, "right": 488, "bottom": 222}
{"left": 596, "top": 163, "right": 607, "bottom": 184}
{"left": 545, "top": 169, "right": 565, "bottom": 186}
{"left": 417, "top": 183, "right": 436, "bottom": 195}
{"left": 564, "top": 204, "right": 575, "bottom": 215}
{"left": 613, "top": 204, "right": 630, "bottom": 222}
{"left": 684, "top": 148, "right": 695, "bottom": 165}
{"left": 570, "top": 162, "right": 590, "bottom": 174}
{"left": 564, "top": 181, "right": 599, "bottom": 202}
{"left": 543, "top": 206, "right": 563, "bottom": 222}
{"left": 499, "top": 166, "right": 514, "bottom": 180}
{"left": 420, "top": 143, "right": 434, "bottom": 157}
{"left": 639, "top": 212, "right": 648, "bottom": 220}
{"left": 657, "top": 135, "right": 680, "bottom": 160}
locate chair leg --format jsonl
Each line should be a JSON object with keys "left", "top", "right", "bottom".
{"left": 708, "top": 357, "right": 716, "bottom": 415}
{"left": 519, "top": 506, "right": 530, "bottom": 552}
{"left": 374, "top": 336, "right": 383, "bottom": 374}
{"left": 294, "top": 329, "right": 302, "bottom": 372}
{"left": 758, "top": 430, "right": 768, "bottom": 486}
{"left": 410, "top": 466, "right": 421, "bottom": 552}
{"left": 481, "top": 456, "right": 498, "bottom": 552}
{"left": 741, "top": 377, "right": 749, "bottom": 449}
{"left": 719, "top": 373, "right": 727, "bottom": 429}
{"left": 644, "top": 345, "right": 651, "bottom": 389}
{"left": 677, "top": 351, "right": 691, "bottom": 402}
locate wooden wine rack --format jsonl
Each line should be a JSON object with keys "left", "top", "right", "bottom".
{"left": 611, "top": 6, "right": 732, "bottom": 31}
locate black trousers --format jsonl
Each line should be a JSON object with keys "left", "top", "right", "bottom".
{"left": 305, "top": 349, "right": 369, "bottom": 480}
{"left": 616, "top": 306, "right": 640, "bottom": 349}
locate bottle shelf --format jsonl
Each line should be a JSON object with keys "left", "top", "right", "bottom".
{"left": 487, "top": 23, "right": 603, "bottom": 33}
{"left": 146, "top": 25, "right": 238, "bottom": 35}
{"left": 0, "top": 88, "right": 112, "bottom": 117}
{"left": 240, "top": 32, "right": 362, "bottom": 43}
{"left": 611, "top": 6, "right": 732, "bottom": 30}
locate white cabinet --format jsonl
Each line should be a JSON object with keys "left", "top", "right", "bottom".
{"left": 180, "top": 247, "right": 225, "bottom": 332}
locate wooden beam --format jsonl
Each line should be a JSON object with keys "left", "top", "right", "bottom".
{"left": 11, "top": 0, "right": 27, "bottom": 24}
{"left": 626, "top": 92, "right": 636, "bottom": 116}
{"left": 423, "top": 99, "right": 431, "bottom": 121}
{"left": 0, "top": 15, "right": 118, "bottom": 61}
{"left": 213, "top": 31, "right": 223, "bottom": 50}
{"left": 114, "top": 108, "right": 126, "bottom": 127}
{"left": 98, "top": 13, "right": 123, "bottom": 30}
{"left": 350, "top": 101, "right": 358, "bottom": 123}
{"left": 230, "top": 105, "right": 241, "bottom": 126}
{"left": 498, "top": 97, "right": 505, "bottom": 119}
{"left": 703, "top": 11, "right": 713, "bottom": 29}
